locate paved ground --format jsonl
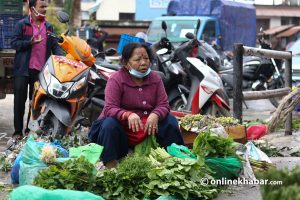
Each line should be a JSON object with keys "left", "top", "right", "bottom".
{"left": 1, "top": 95, "right": 300, "bottom": 200}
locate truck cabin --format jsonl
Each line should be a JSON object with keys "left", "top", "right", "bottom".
{"left": 147, "top": 16, "right": 220, "bottom": 47}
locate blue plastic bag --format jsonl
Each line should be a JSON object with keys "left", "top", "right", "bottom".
{"left": 11, "top": 135, "right": 69, "bottom": 184}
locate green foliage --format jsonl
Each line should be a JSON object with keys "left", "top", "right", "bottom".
{"left": 192, "top": 129, "right": 236, "bottom": 157}
{"left": 180, "top": 114, "right": 239, "bottom": 132}
{"left": 34, "top": 156, "right": 96, "bottom": 191}
{"left": 134, "top": 135, "right": 159, "bottom": 156}
{"left": 46, "top": 1, "right": 67, "bottom": 35}
{"left": 145, "top": 148, "right": 219, "bottom": 200}
{"left": 0, "top": 155, "right": 12, "bottom": 172}
{"left": 256, "top": 166, "right": 300, "bottom": 200}
{"left": 93, "top": 155, "right": 153, "bottom": 200}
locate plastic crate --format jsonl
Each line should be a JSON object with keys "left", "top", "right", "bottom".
{"left": 117, "top": 34, "right": 146, "bottom": 53}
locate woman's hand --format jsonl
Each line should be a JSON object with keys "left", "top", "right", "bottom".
{"left": 128, "top": 113, "right": 143, "bottom": 132}
{"left": 145, "top": 113, "right": 159, "bottom": 135}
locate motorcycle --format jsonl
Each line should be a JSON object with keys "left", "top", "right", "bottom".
{"left": 220, "top": 34, "right": 284, "bottom": 107}
{"left": 152, "top": 21, "right": 230, "bottom": 116}
{"left": 28, "top": 11, "right": 108, "bottom": 138}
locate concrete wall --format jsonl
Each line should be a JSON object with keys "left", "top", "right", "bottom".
{"left": 96, "top": 0, "right": 135, "bottom": 21}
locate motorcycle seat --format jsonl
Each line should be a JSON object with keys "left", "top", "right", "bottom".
{"left": 97, "top": 62, "right": 121, "bottom": 71}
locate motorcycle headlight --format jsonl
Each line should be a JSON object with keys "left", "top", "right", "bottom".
{"left": 43, "top": 64, "right": 51, "bottom": 86}
{"left": 48, "top": 76, "right": 74, "bottom": 98}
{"left": 70, "top": 77, "right": 87, "bottom": 93}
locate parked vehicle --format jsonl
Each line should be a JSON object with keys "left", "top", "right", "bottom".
{"left": 153, "top": 21, "right": 230, "bottom": 116}
{"left": 28, "top": 11, "right": 99, "bottom": 138}
{"left": 0, "top": 1, "right": 24, "bottom": 99}
{"left": 147, "top": 0, "right": 256, "bottom": 52}
{"left": 220, "top": 36, "right": 285, "bottom": 107}
{"left": 284, "top": 39, "right": 300, "bottom": 82}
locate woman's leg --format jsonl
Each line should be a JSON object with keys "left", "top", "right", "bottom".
{"left": 88, "top": 117, "right": 129, "bottom": 164}
{"left": 156, "top": 114, "right": 184, "bottom": 148}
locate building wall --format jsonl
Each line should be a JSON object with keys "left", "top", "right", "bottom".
{"left": 270, "top": 17, "right": 282, "bottom": 27}
{"left": 135, "top": 0, "right": 170, "bottom": 21}
{"left": 96, "top": 0, "right": 135, "bottom": 21}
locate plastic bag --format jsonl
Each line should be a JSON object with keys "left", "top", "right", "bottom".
{"left": 9, "top": 185, "right": 104, "bottom": 200}
{"left": 211, "top": 126, "right": 228, "bottom": 138}
{"left": 11, "top": 138, "right": 68, "bottom": 184}
{"left": 69, "top": 143, "right": 103, "bottom": 165}
{"left": 205, "top": 157, "right": 243, "bottom": 179}
{"left": 19, "top": 135, "right": 47, "bottom": 185}
{"left": 243, "top": 141, "right": 272, "bottom": 163}
{"left": 167, "top": 143, "right": 197, "bottom": 160}
{"left": 247, "top": 124, "right": 268, "bottom": 140}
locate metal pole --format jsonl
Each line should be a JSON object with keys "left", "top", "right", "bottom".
{"left": 233, "top": 43, "right": 244, "bottom": 123}
{"left": 284, "top": 55, "right": 293, "bottom": 135}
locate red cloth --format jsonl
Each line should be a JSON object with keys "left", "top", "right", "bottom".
{"left": 122, "top": 117, "right": 148, "bottom": 146}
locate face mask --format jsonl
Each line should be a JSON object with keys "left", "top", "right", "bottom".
{"left": 129, "top": 68, "right": 151, "bottom": 78}
{"left": 32, "top": 7, "right": 46, "bottom": 20}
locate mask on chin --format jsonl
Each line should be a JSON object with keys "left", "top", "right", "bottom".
{"left": 32, "top": 7, "right": 46, "bottom": 21}
{"left": 129, "top": 68, "right": 151, "bottom": 78}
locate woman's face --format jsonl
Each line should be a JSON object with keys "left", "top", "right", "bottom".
{"left": 126, "top": 47, "right": 150, "bottom": 73}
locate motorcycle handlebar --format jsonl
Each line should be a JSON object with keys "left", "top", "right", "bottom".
{"left": 47, "top": 31, "right": 64, "bottom": 43}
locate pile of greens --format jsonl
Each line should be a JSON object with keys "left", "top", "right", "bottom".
{"left": 145, "top": 148, "right": 219, "bottom": 200}
{"left": 34, "top": 148, "right": 220, "bottom": 200}
{"left": 180, "top": 114, "right": 239, "bottom": 132}
{"left": 256, "top": 166, "right": 300, "bottom": 200}
{"left": 93, "top": 154, "right": 153, "bottom": 200}
{"left": 192, "top": 129, "right": 236, "bottom": 158}
{"left": 34, "top": 156, "right": 96, "bottom": 191}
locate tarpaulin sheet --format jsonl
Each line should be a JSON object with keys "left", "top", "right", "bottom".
{"left": 167, "top": 0, "right": 256, "bottom": 51}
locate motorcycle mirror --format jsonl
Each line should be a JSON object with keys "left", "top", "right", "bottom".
{"left": 156, "top": 48, "right": 168, "bottom": 55}
{"left": 56, "top": 11, "right": 70, "bottom": 23}
{"left": 105, "top": 48, "right": 117, "bottom": 56}
{"left": 161, "top": 21, "right": 168, "bottom": 37}
{"left": 195, "top": 19, "right": 200, "bottom": 36}
{"left": 185, "top": 32, "right": 195, "bottom": 39}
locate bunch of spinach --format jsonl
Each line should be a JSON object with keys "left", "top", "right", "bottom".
{"left": 144, "top": 148, "right": 219, "bottom": 200}
{"left": 93, "top": 154, "right": 153, "bottom": 200}
{"left": 34, "top": 156, "right": 96, "bottom": 191}
{"left": 193, "top": 129, "right": 236, "bottom": 157}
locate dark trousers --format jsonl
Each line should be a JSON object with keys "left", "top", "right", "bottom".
{"left": 88, "top": 114, "right": 184, "bottom": 163}
{"left": 13, "top": 69, "right": 40, "bottom": 135}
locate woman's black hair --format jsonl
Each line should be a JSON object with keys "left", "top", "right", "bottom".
{"left": 121, "top": 42, "right": 153, "bottom": 64}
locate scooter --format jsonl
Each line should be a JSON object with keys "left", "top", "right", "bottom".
{"left": 153, "top": 21, "right": 230, "bottom": 116}
{"left": 29, "top": 11, "right": 99, "bottom": 138}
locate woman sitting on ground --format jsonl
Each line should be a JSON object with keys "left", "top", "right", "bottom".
{"left": 88, "top": 42, "right": 184, "bottom": 168}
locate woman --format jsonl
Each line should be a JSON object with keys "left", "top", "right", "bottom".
{"left": 88, "top": 42, "right": 184, "bottom": 168}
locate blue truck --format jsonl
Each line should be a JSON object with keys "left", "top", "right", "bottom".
{"left": 146, "top": 0, "right": 256, "bottom": 51}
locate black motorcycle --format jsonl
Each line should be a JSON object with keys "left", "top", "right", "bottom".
{"left": 219, "top": 37, "right": 284, "bottom": 107}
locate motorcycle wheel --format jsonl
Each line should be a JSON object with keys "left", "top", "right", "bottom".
{"left": 170, "top": 98, "right": 186, "bottom": 111}
{"left": 41, "top": 113, "right": 65, "bottom": 139}
{"left": 201, "top": 101, "right": 231, "bottom": 117}
{"left": 268, "top": 77, "right": 285, "bottom": 108}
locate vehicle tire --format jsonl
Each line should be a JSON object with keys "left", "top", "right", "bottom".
{"left": 268, "top": 77, "right": 285, "bottom": 108}
{"left": 41, "top": 113, "right": 65, "bottom": 139}
{"left": 201, "top": 101, "right": 231, "bottom": 117}
{"left": 170, "top": 98, "right": 186, "bottom": 111}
